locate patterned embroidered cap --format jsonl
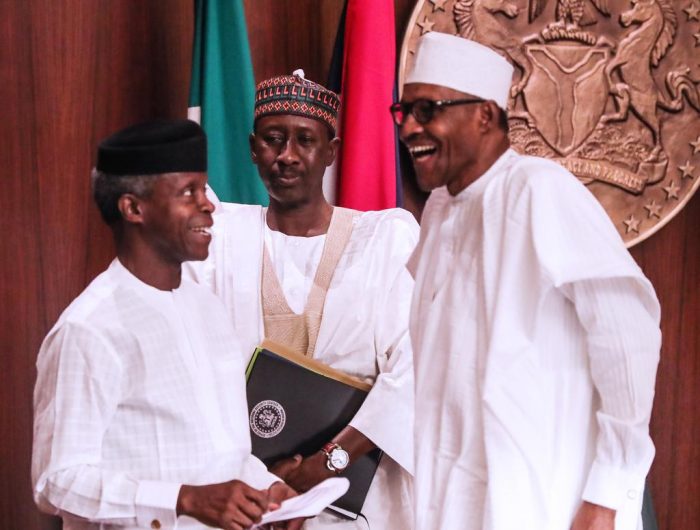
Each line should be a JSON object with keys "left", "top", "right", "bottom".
{"left": 254, "top": 69, "right": 340, "bottom": 134}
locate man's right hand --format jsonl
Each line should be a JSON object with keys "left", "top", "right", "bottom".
{"left": 570, "top": 501, "right": 616, "bottom": 530}
{"left": 177, "top": 479, "right": 275, "bottom": 530}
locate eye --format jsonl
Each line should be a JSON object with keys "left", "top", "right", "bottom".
{"left": 263, "top": 134, "right": 284, "bottom": 145}
{"left": 298, "top": 134, "right": 316, "bottom": 145}
{"left": 182, "top": 186, "right": 194, "bottom": 197}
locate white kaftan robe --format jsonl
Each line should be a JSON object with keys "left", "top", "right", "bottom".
{"left": 32, "top": 259, "right": 277, "bottom": 530}
{"left": 409, "top": 150, "right": 661, "bottom": 530}
{"left": 186, "top": 204, "right": 418, "bottom": 529}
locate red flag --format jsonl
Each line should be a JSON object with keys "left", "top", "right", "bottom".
{"left": 336, "top": 0, "right": 397, "bottom": 211}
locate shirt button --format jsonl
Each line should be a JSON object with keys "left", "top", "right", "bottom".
{"left": 627, "top": 489, "right": 637, "bottom": 500}
{"left": 151, "top": 520, "right": 161, "bottom": 529}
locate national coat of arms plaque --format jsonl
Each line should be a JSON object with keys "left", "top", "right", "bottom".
{"left": 400, "top": 0, "right": 700, "bottom": 246}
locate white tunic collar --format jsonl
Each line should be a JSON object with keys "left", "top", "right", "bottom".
{"left": 449, "top": 148, "right": 518, "bottom": 202}
{"left": 110, "top": 258, "right": 178, "bottom": 304}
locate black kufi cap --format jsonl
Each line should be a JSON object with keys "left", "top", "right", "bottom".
{"left": 97, "top": 119, "right": 207, "bottom": 175}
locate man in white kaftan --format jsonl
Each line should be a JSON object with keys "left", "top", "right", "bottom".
{"left": 395, "top": 34, "right": 661, "bottom": 530}
{"left": 32, "top": 120, "right": 299, "bottom": 530}
{"left": 33, "top": 260, "right": 278, "bottom": 530}
{"left": 188, "top": 204, "right": 418, "bottom": 530}
{"left": 185, "top": 71, "right": 418, "bottom": 529}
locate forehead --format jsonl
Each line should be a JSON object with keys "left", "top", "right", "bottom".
{"left": 152, "top": 171, "right": 207, "bottom": 191}
{"left": 256, "top": 114, "right": 327, "bottom": 135}
{"left": 402, "top": 83, "right": 473, "bottom": 102}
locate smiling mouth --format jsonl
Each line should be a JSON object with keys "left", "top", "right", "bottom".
{"left": 408, "top": 145, "right": 437, "bottom": 160}
{"left": 190, "top": 226, "right": 212, "bottom": 237}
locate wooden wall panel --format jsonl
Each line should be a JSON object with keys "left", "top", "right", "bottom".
{"left": 633, "top": 192, "right": 700, "bottom": 529}
{"left": 30, "top": 0, "right": 100, "bottom": 329}
{"left": 1, "top": 2, "right": 193, "bottom": 529}
{"left": 675, "top": 203, "right": 700, "bottom": 529}
{"left": 1, "top": 2, "right": 45, "bottom": 527}
{"left": 2, "top": 1, "right": 697, "bottom": 529}
{"left": 245, "top": 0, "right": 344, "bottom": 84}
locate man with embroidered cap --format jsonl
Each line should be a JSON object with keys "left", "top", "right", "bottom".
{"left": 186, "top": 71, "right": 417, "bottom": 529}
{"left": 32, "top": 119, "right": 302, "bottom": 530}
{"left": 395, "top": 32, "right": 661, "bottom": 530}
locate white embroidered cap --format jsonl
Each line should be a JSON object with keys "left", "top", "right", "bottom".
{"left": 405, "top": 32, "right": 514, "bottom": 109}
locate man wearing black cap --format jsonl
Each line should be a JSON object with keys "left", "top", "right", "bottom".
{"left": 31, "top": 120, "right": 301, "bottom": 530}
{"left": 186, "top": 72, "right": 417, "bottom": 529}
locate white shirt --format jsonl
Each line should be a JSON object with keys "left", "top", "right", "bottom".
{"left": 32, "top": 259, "right": 277, "bottom": 530}
{"left": 264, "top": 225, "right": 325, "bottom": 315}
{"left": 186, "top": 204, "right": 419, "bottom": 530}
{"left": 409, "top": 150, "right": 661, "bottom": 530}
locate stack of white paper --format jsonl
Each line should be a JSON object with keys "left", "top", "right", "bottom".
{"left": 254, "top": 477, "right": 350, "bottom": 528}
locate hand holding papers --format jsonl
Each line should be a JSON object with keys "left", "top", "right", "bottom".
{"left": 254, "top": 477, "right": 350, "bottom": 528}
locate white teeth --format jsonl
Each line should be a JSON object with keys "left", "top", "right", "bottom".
{"left": 409, "top": 145, "right": 436, "bottom": 156}
{"left": 191, "top": 227, "right": 211, "bottom": 235}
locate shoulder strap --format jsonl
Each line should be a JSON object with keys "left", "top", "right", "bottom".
{"left": 305, "top": 207, "right": 357, "bottom": 356}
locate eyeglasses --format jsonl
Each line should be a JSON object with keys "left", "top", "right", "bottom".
{"left": 389, "top": 98, "right": 485, "bottom": 126}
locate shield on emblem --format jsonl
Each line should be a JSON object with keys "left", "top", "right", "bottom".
{"left": 522, "top": 43, "right": 610, "bottom": 156}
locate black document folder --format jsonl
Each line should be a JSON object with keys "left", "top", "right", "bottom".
{"left": 246, "top": 340, "right": 382, "bottom": 519}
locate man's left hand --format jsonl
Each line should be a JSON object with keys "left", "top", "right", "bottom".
{"left": 271, "top": 451, "right": 335, "bottom": 493}
{"left": 269, "top": 454, "right": 302, "bottom": 481}
{"left": 571, "top": 501, "right": 616, "bottom": 530}
{"left": 265, "top": 481, "right": 304, "bottom": 530}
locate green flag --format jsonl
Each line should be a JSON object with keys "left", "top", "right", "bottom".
{"left": 189, "top": 0, "right": 268, "bottom": 205}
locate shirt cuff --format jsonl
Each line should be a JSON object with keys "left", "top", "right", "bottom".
{"left": 135, "top": 480, "right": 181, "bottom": 529}
{"left": 239, "top": 456, "right": 280, "bottom": 490}
{"left": 582, "top": 460, "right": 646, "bottom": 511}
{"left": 348, "top": 389, "right": 414, "bottom": 474}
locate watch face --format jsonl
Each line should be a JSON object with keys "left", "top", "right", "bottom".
{"left": 330, "top": 448, "right": 349, "bottom": 469}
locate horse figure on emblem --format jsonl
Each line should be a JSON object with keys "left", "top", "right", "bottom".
{"left": 603, "top": 0, "right": 700, "bottom": 165}
{"left": 454, "top": 0, "right": 534, "bottom": 98}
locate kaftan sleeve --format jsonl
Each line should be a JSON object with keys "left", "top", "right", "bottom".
{"left": 32, "top": 323, "right": 181, "bottom": 528}
{"left": 238, "top": 455, "right": 281, "bottom": 490}
{"left": 524, "top": 162, "right": 661, "bottom": 523}
{"left": 348, "top": 211, "right": 419, "bottom": 474}
{"left": 476, "top": 156, "right": 661, "bottom": 529}
{"left": 564, "top": 278, "right": 660, "bottom": 522}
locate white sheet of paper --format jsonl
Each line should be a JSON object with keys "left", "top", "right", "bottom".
{"left": 254, "top": 477, "right": 350, "bottom": 527}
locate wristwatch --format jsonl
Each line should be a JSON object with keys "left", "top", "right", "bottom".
{"left": 321, "top": 442, "right": 350, "bottom": 473}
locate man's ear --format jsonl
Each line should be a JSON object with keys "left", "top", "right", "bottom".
{"left": 326, "top": 137, "right": 341, "bottom": 167}
{"left": 249, "top": 132, "right": 258, "bottom": 164}
{"left": 478, "top": 101, "right": 499, "bottom": 132}
{"left": 117, "top": 194, "right": 145, "bottom": 225}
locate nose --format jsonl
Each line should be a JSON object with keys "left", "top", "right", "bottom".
{"left": 398, "top": 112, "right": 424, "bottom": 144}
{"left": 197, "top": 189, "right": 215, "bottom": 214}
{"left": 277, "top": 138, "right": 300, "bottom": 165}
